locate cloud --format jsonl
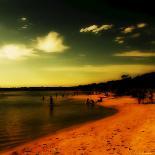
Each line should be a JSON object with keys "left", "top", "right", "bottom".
{"left": 122, "top": 26, "right": 135, "bottom": 34}
{"left": 20, "top": 17, "right": 27, "bottom": 21}
{"left": 42, "top": 64, "right": 155, "bottom": 77}
{"left": 114, "top": 50, "right": 155, "bottom": 57}
{"left": 115, "top": 36, "right": 125, "bottom": 44}
{"left": 21, "top": 25, "right": 28, "bottom": 29}
{"left": 80, "top": 24, "right": 113, "bottom": 34}
{"left": 79, "top": 54, "right": 86, "bottom": 57}
{"left": 36, "top": 32, "right": 69, "bottom": 53}
{"left": 0, "top": 31, "right": 69, "bottom": 60}
{"left": 130, "top": 33, "right": 141, "bottom": 38}
{"left": 0, "top": 44, "right": 36, "bottom": 60}
{"left": 151, "top": 41, "right": 155, "bottom": 44}
{"left": 137, "top": 23, "right": 147, "bottom": 28}
{"left": 80, "top": 25, "right": 98, "bottom": 33}
{"left": 121, "top": 23, "right": 147, "bottom": 34}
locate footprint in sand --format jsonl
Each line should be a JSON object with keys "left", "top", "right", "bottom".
{"left": 22, "top": 147, "right": 32, "bottom": 153}
{"left": 53, "top": 148, "right": 60, "bottom": 154}
{"left": 11, "top": 151, "right": 19, "bottom": 155}
{"left": 106, "top": 148, "right": 111, "bottom": 151}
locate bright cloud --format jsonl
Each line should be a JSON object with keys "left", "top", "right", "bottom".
{"left": 0, "top": 31, "right": 69, "bottom": 60}
{"left": 80, "top": 24, "right": 113, "bottom": 34}
{"left": 137, "top": 23, "right": 147, "bottom": 28}
{"left": 21, "top": 17, "right": 27, "bottom": 21}
{"left": 114, "top": 50, "right": 155, "bottom": 57}
{"left": 0, "top": 44, "right": 36, "bottom": 60}
{"left": 21, "top": 25, "right": 28, "bottom": 29}
{"left": 122, "top": 26, "right": 135, "bottom": 34}
{"left": 80, "top": 25, "right": 98, "bottom": 33}
{"left": 36, "top": 32, "right": 69, "bottom": 53}
{"left": 122, "top": 23, "right": 147, "bottom": 34}
{"left": 115, "top": 36, "right": 125, "bottom": 44}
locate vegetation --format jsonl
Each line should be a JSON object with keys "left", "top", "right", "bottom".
{"left": 76, "top": 72, "right": 155, "bottom": 104}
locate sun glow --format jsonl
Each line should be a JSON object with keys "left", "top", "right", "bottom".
{"left": 0, "top": 44, "right": 35, "bottom": 60}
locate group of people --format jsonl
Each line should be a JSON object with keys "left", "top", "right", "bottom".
{"left": 136, "top": 89, "right": 154, "bottom": 104}
{"left": 86, "top": 98, "right": 95, "bottom": 107}
{"left": 86, "top": 98, "right": 96, "bottom": 107}
{"left": 42, "top": 95, "right": 105, "bottom": 110}
{"left": 42, "top": 96, "right": 54, "bottom": 109}
{"left": 85, "top": 96, "right": 104, "bottom": 107}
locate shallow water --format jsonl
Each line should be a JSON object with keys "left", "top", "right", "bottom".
{"left": 0, "top": 91, "right": 117, "bottom": 151}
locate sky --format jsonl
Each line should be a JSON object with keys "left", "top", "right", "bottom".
{"left": 0, "top": 0, "right": 155, "bottom": 87}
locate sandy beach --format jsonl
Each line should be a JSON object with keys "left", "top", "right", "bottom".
{"left": 1, "top": 95, "right": 155, "bottom": 155}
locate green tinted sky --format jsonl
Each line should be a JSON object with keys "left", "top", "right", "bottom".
{"left": 0, "top": 0, "right": 155, "bottom": 87}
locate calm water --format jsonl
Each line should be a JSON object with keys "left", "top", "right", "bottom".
{"left": 0, "top": 91, "right": 117, "bottom": 151}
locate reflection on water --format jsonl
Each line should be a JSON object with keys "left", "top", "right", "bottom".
{"left": 0, "top": 91, "right": 117, "bottom": 151}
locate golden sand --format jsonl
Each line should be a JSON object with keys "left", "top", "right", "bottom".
{"left": 1, "top": 95, "right": 155, "bottom": 155}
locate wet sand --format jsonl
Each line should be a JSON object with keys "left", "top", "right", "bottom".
{"left": 1, "top": 95, "right": 155, "bottom": 155}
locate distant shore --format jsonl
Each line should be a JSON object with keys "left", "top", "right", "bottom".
{"left": 1, "top": 95, "right": 155, "bottom": 155}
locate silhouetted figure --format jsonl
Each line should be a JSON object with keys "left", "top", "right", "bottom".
{"left": 86, "top": 98, "right": 90, "bottom": 106}
{"left": 138, "top": 97, "right": 142, "bottom": 104}
{"left": 97, "top": 97, "right": 103, "bottom": 102}
{"left": 90, "top": 100, "right": 95, "bottom": 107}
{"left": 148, "top": 90, "right": 154, "bottom": 104}
{"left": 55, "top": 93, "right": 58, "bottom": 98}
{"left": 104, "top": 91, "right": 109, "bottom": 97}
{"left": 137, "top": 90, "right": 146, "bottom": 104}
{"left": 50, "top": 96, "right": 54, "bottom": 109}
{"left": 42, "top": 96, "right": 45, "bottom": 101}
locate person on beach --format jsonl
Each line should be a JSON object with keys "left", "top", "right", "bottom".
{"left": 148, "top": 90, "right": 154, "bottom": 104}
{"left": 86, "top": 98, "right": 96, "bottom": 107}
{"left": 50, "top": 96, "right": 54, "bottom": 109}
{"left": 42, "top": 96, "right": 45, "bottom": 101}
{"left": 97, "top": 97, "right": 103, "bottom": 102}
{"left": 90, "top": 99, "right": 95, "bottom": 107}
{"left": 86, "top": 98, "right": 90, "bottom": 106}
{"left": 137, "top": 90, "right": 146, "bottom": 104}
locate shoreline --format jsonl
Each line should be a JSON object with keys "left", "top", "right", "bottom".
{"left": 1, "top": 95, "right": 155, "bottom": 155}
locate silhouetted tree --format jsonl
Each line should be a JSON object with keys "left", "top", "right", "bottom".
{"left": 121, "top": 74, "right": 131, "bottom": 80}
